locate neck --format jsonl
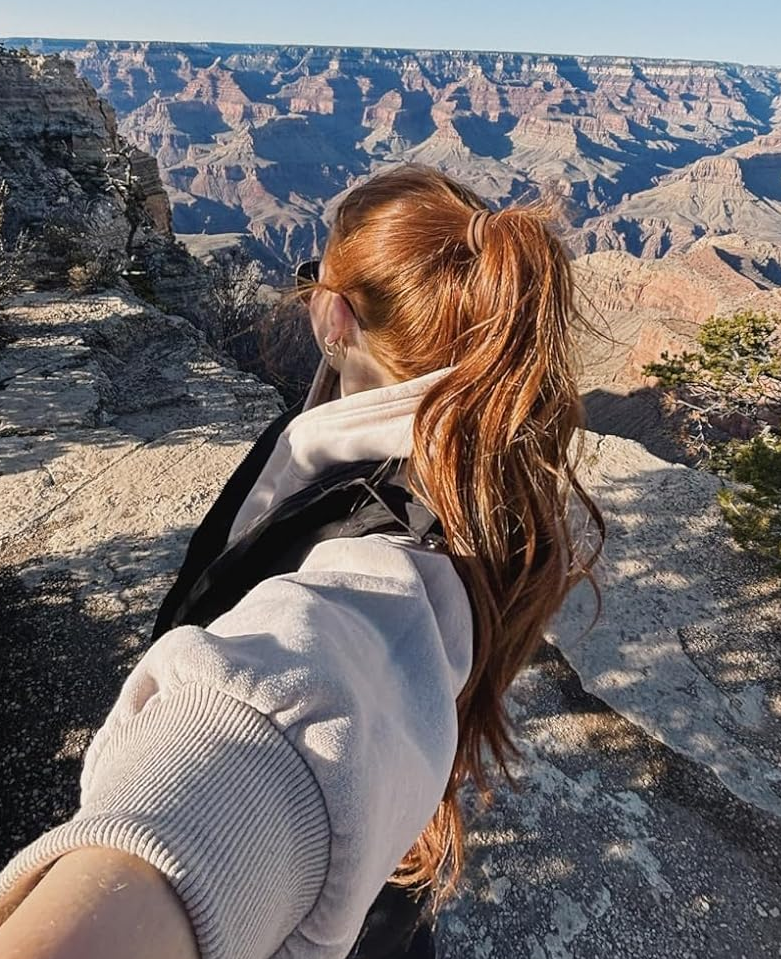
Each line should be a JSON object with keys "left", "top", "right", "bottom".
{"left": 338, "top": 349, "right": 400, "bottom": 398}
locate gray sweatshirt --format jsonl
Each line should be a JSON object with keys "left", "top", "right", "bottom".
{"left": 0, "top": 364, "right": 474, "bottom": 959}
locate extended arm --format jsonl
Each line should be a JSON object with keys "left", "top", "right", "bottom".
{"left": 0, "top": 534, "right": 471, "bottom": 959}
{"left": 0, "top": 848, "right": 197, "bottom": 959}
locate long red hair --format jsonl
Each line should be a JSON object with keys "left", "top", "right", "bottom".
{"left": 311, "top": 163, "right": 604, "bottom": 903}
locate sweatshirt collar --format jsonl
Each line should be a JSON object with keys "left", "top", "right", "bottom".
{"left": 228, "top": 363, "right": 452, "bottom": 544}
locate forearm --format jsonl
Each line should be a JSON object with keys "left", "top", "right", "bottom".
{"left": 0, "top": 849, "right": 198, "bottom": 959}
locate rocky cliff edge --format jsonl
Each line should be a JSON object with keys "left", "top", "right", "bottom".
{"left": 1, "top": 289, "right": 779, "bottom": 959}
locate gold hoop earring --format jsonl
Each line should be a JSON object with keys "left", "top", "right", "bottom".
{"left": 324, "top": 336, "right": 346, "bottom": 359}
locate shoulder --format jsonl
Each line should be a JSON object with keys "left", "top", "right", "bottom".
{"left": 295, "top": 532, "right": 473, "bottom": 678}
{"left": 199, "top": 530, "right": 473, "bottom": 951}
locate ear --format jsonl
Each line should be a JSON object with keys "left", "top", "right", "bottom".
{"left": 326, "top": 292, "right": 361, "bottom": 345}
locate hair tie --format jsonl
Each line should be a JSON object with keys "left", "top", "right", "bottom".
{"left": 466, "top": 208, "right": 492, "bottom": 256}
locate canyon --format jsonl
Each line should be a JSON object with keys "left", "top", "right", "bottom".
{"left": 5, "top": 38, "right": 781, "bottom": 273}
{"left": 5, "top": 37, "right": 780, "bottom": 414}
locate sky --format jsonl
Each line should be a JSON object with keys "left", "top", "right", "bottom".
{"left": 2, "top": 0, "right": 780, "bottom": 68}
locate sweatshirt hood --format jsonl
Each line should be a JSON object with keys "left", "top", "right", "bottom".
{"left": 228, "top": 360, "right": 453, "bottom": 544}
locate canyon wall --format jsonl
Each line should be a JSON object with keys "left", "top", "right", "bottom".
{"left": 0, "top": 47, "right": 215, "bottom": 331}
{"left": 6, "top": 39, "right": 781, "bottom": 268}
{"left": 0, "top": 49, "right": 170, "bottom": 249}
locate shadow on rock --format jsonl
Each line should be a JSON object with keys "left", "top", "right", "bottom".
{"left": 1, "top": 564, "right": 136, "bottom": 861}
{"left": 436, "top": 443, "right": 781, "bottom": 958}
{"left": 0, "top": 524, "right": 196, "bottom": 863}
{"left": 582, "top": 386, "right": 697, "bottom": 466}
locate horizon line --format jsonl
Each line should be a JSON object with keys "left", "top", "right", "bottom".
{"left": 3, "top": 35, "right": 780, "bottom": 72}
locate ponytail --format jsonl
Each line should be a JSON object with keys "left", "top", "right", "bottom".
{"left": 322, "top": 164, "right": 605, "bottom": 902}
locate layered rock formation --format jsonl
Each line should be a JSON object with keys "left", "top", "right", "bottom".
{"left": 0, "top": 48, "right": 171, "bottom": 250}
{"left": 574, "top": 235, "right": 781, "bottom": 391}
{"left": 575, "top": 136, "right": 781, "bottom": 258}
{"left": 572, "top": 232, "right": 781, "bottom": 455}
{"left": 0, "top": 47, "right": 220, "bottom": 338}
{"left": 6, "top": 39, "right": 781, "bottom": 267}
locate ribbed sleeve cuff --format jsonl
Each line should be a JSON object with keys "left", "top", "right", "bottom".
{"left": 0, "top": 684, "right": 331, "bottom": 959}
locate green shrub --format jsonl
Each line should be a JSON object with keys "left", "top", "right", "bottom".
{"left": 712, "top": 433, "right": 781, "bottom": 569}
{"left": 0, "top": 180, "right": 34, "bottom": 303}
{"left": 642, "top": 311, "right": 781, "bottom": 568}
{"left": 644, "top": 310, "right": 781, "bottom": 391}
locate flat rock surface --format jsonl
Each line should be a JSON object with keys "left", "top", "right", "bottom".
{"left": 1, "top": 291, "right": 779, "bottom": 957}
{"left": 0, "top": 290, "right": 283, "bottom": 855}
{"left": 437, "top": 434, "right": 781, "bottom": 958}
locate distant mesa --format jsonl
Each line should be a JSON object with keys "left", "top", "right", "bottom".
{"left": 573, "top": 147, "right": 781, "bottom": 258}
{"left": 4, "top": 38, "right": 781, "bottom": 270}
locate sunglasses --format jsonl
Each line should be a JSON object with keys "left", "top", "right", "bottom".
{"left": 294, "top": 258, "right": 365, "bottom": 328}
{"left": 295, "top": 258, "right": 320, "bottom": 302}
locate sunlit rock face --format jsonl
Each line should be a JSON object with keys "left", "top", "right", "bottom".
{"left": 8, "top": 39, "right": 781, "bottom": 267}
{"left": 0, "top": 49, "right": 172, "bottom": 242}
{"left": 575, "top": 144, "right": 781, "bottom": 258}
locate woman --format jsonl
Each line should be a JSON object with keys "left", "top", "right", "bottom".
{"left": 0, "top": 163, "right": 603, "bottom": 959}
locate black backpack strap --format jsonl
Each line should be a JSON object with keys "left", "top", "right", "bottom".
{"left": 152, "top": 398, "right": 303, "bottom": 640}
{"left": 167, "top": 468, "right": 445, "bottom": 632}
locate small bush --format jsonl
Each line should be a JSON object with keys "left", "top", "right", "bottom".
{"left": 66, "top": 251, "right": 124, "bottom": 294}
{"left": 643, "top": 311, "right": 781, "bottom": 568}
{"left": 40, "top": 199, "right": 125, "bottom": 291}
{"left": 204, "top": 249, "right": 320, "bottom": 405}
{"left": 206, "top": 250, "right": 267, "bottom": 352}
{"left": 712, "top": 433, "right": 781, "bottom": 569}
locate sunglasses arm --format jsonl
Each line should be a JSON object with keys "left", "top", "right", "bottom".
{"left": 302, "top": 356, "right": 340, "bottom": 412}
